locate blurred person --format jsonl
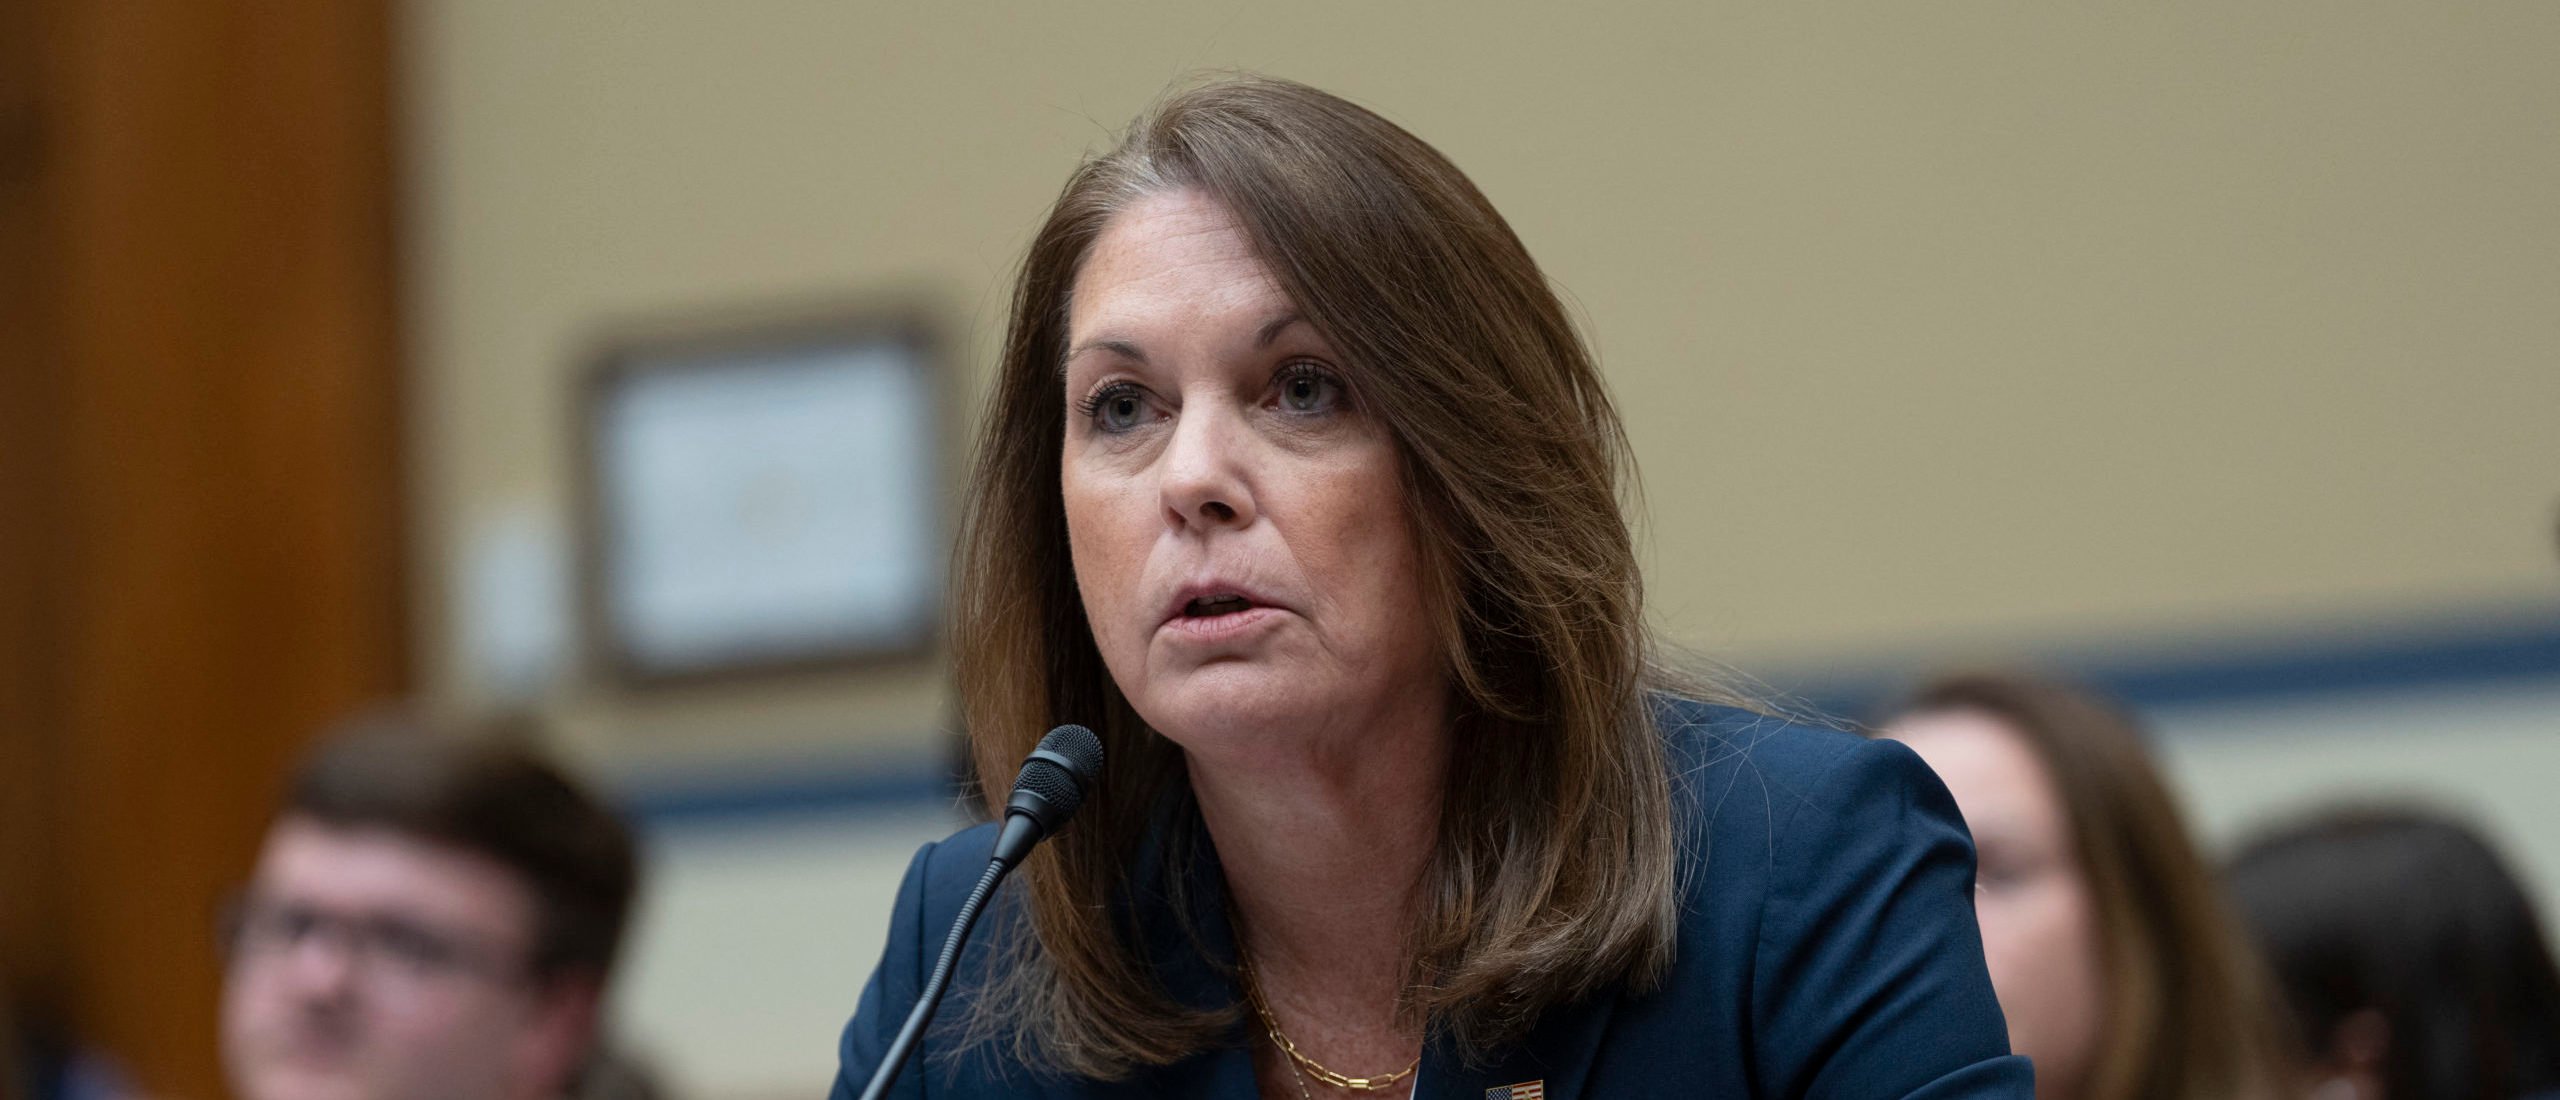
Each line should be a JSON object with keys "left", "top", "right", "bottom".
{"left": 1883, "top": 672, "right": 2291, "bottom": 1100}
{"left": 2225, "top": 805, "right": 2560, "bottom": 1100}
{"left": 219, "top": 712, "right": 648, "bottom": 1100}
{"left": 833, "top": 75, "right": 2026, "bottom": 1098}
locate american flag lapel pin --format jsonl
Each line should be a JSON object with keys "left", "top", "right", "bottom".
{"left": 1485, "top": 1082, "right": 1546, "bottom": 1100}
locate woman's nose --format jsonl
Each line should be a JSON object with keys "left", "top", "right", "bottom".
{"left": 1158, "top": 404, "right": 1255, "bottom": 530}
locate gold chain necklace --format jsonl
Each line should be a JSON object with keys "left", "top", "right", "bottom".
{"left": 1278, "top": 1053, "right": 1315, "bottom": 1100}
{"left": 1238, "top": 956, "right": 1419, "bottom": 1093}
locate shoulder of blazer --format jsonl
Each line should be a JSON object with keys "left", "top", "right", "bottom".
{"left": 1651, "top": 696, "right": 1876, "bottom": 839}
{"left": 910, "top": 819, "right": 1003, "bottom": 937}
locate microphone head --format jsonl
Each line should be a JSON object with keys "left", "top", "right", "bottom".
{"left": 1035, "top": 723, "right": 1105, "bottom": 782}
{"left": 1008, "top": 724, "right": 1104, "bottom": 832}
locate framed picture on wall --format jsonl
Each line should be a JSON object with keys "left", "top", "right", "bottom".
{"left": 577, "top": 308, "right": 945, "bottom": 687}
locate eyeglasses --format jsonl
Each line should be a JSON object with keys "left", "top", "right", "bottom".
{"left": 220, "top": 896, "right": 531, "bottom": 987}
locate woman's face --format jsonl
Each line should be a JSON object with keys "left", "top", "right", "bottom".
{"left": 1888, "top": 710, "right": 2105, "bottom": 1100}
{"left": 1059, "top": 189, "right": 1441, "bottom": 760}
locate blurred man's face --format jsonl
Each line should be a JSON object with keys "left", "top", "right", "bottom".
{"left": 220, "top": 817, "right": 589, "bottom": 1100}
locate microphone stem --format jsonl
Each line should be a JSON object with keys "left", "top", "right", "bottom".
{"left": 859, "top": 856, "right": 1010, "bottom": 1100}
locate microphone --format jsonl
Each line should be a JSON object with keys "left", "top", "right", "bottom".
{"left": 859, "top": 724, "right": 1104, "bottom": 1100}
{"left": 989, "top": 723, "right": 1105, "bottom": 868}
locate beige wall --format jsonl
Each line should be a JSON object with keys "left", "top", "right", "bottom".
{"left": 406, "top": 3, "right": 2558, "bottom": 743}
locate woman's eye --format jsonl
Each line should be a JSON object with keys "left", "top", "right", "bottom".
{"left": 1973, "top": 849, "right": 2048, "bottom": 895}
{"left": 1078, "top": 383, "right": 1152, "bottom": 433}
{"left": 1274, "top": 365, "right": 1343, "bottom": 414}
{"left": 1100, "top": 392, "right": 1146, "bottom": 430}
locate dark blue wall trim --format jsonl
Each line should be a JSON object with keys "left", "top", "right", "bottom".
{"left": 626, "top": 613, "right": 2560, "bottom": 827}
{"left": 1773, "top": 614, "right": 2560, "bottom": 724}
{"left": 2088, "top": 621, "right": 2560, "bottom": 708}
{"left": 624, "top": 759, "right": 960, "bottom": 829}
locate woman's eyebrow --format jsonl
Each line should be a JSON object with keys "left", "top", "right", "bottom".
{"left": 1062, "top": 338, "right": 1147, "bottom": 374}
{"left": 1062, "top": 314, "right": 1308, "bottom": 375}
{"left": 1255, "top": 313, "right": 1306, "bottom": 348}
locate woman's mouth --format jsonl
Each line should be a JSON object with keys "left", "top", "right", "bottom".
{"left": 1183, "top": 594, "right": 1254, "bottom": 617}
{"left": 1161, "top": 590, "right": 1282, "bottom": 643}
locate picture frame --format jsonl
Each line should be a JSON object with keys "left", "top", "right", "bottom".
{"left": 576, "top": 307, "right": 946, "bottom": 688}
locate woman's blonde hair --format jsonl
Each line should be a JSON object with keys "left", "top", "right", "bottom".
{"left": 953, "top": 75, "right": 1682, "bottom": 1078}
{"left": 1892, "top": 672, "right": 2292, "bottom": 1100}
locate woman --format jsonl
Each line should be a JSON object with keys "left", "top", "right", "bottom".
{"left": 833, "top": 76, "right": 2028, "bottom": 1098}
{"left": 1880, "top": 673, "right": 2291, "bottom": 1100}
{"left": 2225, "top": 805, "right": 2560, "bottom": 1100}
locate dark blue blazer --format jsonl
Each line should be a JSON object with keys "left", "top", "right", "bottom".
{"left": 832, "top": 701, "right": 2033, "bottom": 1098}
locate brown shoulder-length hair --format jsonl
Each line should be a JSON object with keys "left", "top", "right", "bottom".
{"left": 1888, "top": 673, "right": 2292, "bottom": 1100}
{"left": 953, "top": 75, "right": 1683, "bottom": 1078}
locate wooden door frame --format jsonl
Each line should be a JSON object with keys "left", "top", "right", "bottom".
{"left": 5, "top": 2, "right": 410, "bottom": 1094}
